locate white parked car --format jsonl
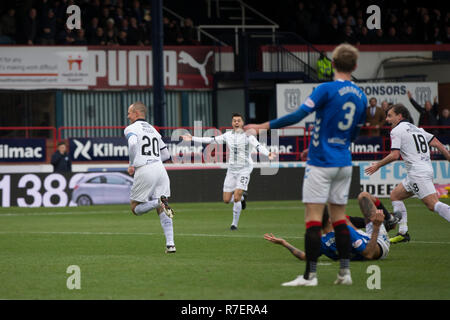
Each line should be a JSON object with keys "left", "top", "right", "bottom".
{"left": 71, "top": 172, "right": 133, "bottom": 206}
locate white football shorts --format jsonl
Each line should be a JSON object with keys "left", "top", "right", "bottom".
{"left": 365, "top": 222, "right": 390, "bottom": 260}
{"left": 402, "top": 171, "right": 436, "bottom": 199}
{"left": 223, "top": 167, "right": 253, "bottom": 192}
{"left": 130, "top": 161, "right": 171, "bottom": 203}
{"left": 302, "top": 165, "right": 353, "bottom": 204}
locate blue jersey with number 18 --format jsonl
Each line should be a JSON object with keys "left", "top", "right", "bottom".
{"left": 301, "top": 80, "right": 367, "bottom": 167}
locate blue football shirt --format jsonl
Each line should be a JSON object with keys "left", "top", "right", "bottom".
{"left": 270, "top": 80, "right": 367, "bottom": 167}
{"left": 320, "top": 225, "right": 370, "bottom": 261}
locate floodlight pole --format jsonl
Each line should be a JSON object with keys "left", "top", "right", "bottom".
{"left": 151, "top": 0, "right": 165, "bottom": 127}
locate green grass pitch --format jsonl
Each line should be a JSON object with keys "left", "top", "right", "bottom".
{"left": 0, "top": 198, "right": 449, "bottom": 300}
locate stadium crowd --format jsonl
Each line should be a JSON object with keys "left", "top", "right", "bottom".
{"left": 0, "top": 0, "right": 449, "bottom": 46}
{"left": 0, "top": 0, "right": 198, "bottom": 46}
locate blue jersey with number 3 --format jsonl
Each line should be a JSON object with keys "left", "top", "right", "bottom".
{"left": 301, "top": 80, "right": 367, "bottom": 167}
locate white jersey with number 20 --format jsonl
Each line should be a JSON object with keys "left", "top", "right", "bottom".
{"left": 124, "top": 119, "right": 166, "bottom": 167}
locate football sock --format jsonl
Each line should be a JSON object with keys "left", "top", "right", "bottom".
{"left": 159, "top": 212, "right": 175, "bottom": 246}
{"left": 348, "top": 216, "right": 366, "bottom": 228}
{"left": 232, "top": 201, "right": 242, "bottom": 226}
{"left": 333, "top": 220, "right": 351, "bottom": 275}
{"left": 303, "top": 221, "right": 322, "bottom": 280}
{"left": 134, "top": 199, "right": 160, "bottom": 215}
{"left": 434, "top": 202, "right": 450, "bottom": 222}
{"left": 392, "top": 200, "right": 408, "bottom": 234}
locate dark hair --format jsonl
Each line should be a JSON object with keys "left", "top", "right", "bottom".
{"left": 57, "top": 141, "right": 66, "bottom": 147}
{"left": 389, "top": 103, "right": 412, "bottom": 123}
{"left": 231, "top": 113, "right": 245, "bottom": 122}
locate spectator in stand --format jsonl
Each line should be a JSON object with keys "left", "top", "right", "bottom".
{"left": 131, "top": 0, "right": 145, "bottom": 24}
{"left": 445, "top": 26, "right": 450, "bottom": 44}
{"left": 407, "top": 90, "right": 439, "bottom": 135}
{"left": 114, "top": 7, "right": 126, "bottom": 26}
{"left": 74, "top": 28, "right": 88, "bottom": 45}
{"left": 400, "top": 24, "right": 416, "bottom": 44}
{"left": 24, "top": 8, "right": 39, "bottom": 45}
{"left": 341, "top": 25, "right": 357, "bottom": 44}
{"left": 0, "top": 8, "right": 17, "bottom": 44}
{"left": 430, "top": 26, "right": 443, "bottom": 44}
{"left": 56, "top": 24, "right": 76, "bottom": 45}
{"left": 438, "top": 108, "right": 450, "bottom": 135}
{"left": 372, "top": 28, "right": 385, "bottom": 44}
{"left": 365, "top": 97, "right": 386, "bottom": 137}
{"left": 385, "top": 26, "right": 400, "bottom": 44}
{"left": 128, "top": 17, "right": 144, "bottom": 45}
{"left": 356, "top": 26, "right": 371, "bottom": 44}
{"left": 181, "top": 18, "right": 197, "bottom": 45}
{"left": 416, "top": 13, "right": 434, "bottom": 43}
{"left": 105, "top": 28, "right": 118, "bottom": 45}
{"left": 294, "top": 1, "right": 312, "bottom": 39}
{"left": 86, "top": 17, "right": 100, "bottom": 43}
{"left": 90, "top": 27, "right": 106, "bottom": 45}
{"left": 325, "top": 17, "right": 341, "bottom": 44}
{"left": 104, "top": 18, "right": 118, "bottom": 39}
{"left": 163, "top": 17, "right": 179, "bottom": 45}
{"left": 99, "top": 6, "right": 112, "bottom": 29}
{"left": 39, "top": 9, "right": 57, "bottom": 45}
{"left": 118, "top": 30, "right": 128, "bottom": 45}
{"left": 54, "top": 0, "right": 69, "bottom": 31}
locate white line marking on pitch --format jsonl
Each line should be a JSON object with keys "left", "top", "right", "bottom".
{"left": 0, "top": 231, "right": 448, "bottom": 244}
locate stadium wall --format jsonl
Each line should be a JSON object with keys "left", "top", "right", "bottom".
{"left": 0, "top": 167, "right": 361, "bottom": 207}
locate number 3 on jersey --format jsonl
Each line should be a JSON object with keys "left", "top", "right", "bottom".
{"left": 338, "top": 101, "right": 356, "bottom": 131}
{"left": 141, "top": 136, "right": 160, "bottom": 156}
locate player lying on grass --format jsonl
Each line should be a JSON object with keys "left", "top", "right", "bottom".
{"left": 264, "top": 192, "right": 399, "bottom": 279}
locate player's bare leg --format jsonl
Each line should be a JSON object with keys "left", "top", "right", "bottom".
{"left": 390, "top": 184, "right": 413, "bottom": 243}
{"left": 329, "top": 203, "right": 352, "bottom": 285}
{"left": 223, "top": 192, "right": 234, "bottom": 204}
{"left": 422, "top": 193, "right": 450, "bottom": 222}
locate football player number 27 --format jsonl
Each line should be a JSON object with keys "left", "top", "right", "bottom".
{"left": 338, "top": 102, "right": 356, "bottom": 131}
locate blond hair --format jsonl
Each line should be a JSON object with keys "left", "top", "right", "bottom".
{"left": 331, "top": 44, "right": 359, "bottom": 73}
{"left": 131, "top": 101, "right": 147, "bottom": 117}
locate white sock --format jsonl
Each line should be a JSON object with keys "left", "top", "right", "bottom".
{"left": 134, "top": 200, "right": 160, "bottom": 215}
{"left": 434, "top": 202, "right": 450, "bottom": 222}
{"left": 392, "top": 200, "right": 408, "bottom": 234}
{"left": 232, "top": 201, "right": 242, "bottom": 227}
{"left": 159, "top": 212, "right": 175, "bottom": 246}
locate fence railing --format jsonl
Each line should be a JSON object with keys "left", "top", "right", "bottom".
{"left": 1, "top": 125, "right": 449, "bottom": 161}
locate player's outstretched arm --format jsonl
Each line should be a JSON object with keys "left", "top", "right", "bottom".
{"left": 429, "top": 138, "right": 450, "bottom": 161}
{"left": 361, "top": 210, "right": 384, "bottom": 260}
{"left": 365, "top": 149, "right": 401, "bottom": 175}
{"left": 264, "top": 233, "right": 306, "bottom": 261}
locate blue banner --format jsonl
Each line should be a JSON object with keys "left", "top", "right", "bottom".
{"left": 69, "top": 137, "right": 128, "bottom": 161}
{"left": 0, "top": 138, "right": 46, "bottom": 162}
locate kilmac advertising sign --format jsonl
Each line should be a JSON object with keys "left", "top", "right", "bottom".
{"left": 0, "top": 46, "right": 224, "bottom": 90}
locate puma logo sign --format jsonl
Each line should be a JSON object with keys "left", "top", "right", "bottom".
{"left": 178, "top": 51, "right": 213, "bottom": 85}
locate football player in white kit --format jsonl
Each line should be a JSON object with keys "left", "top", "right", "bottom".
{"left": 124, "top": 102, "right": 176, "bottom": 253}
{"left": 181, "top": 113, "right": 275, "bottom": 230}
{"left": 366, "top": 104, "right": 450, "bottom": 243}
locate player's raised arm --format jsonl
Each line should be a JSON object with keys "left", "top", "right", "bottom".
{"left": 429, "top": 137, "right": 450, "bottom": 161}
{"left": 181, "top": 133, "right": 226, "bottom": 144}
{"left": 361, "top": 210, "right": 384, "bottom": 260}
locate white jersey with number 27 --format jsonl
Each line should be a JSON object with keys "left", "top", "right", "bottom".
{"left": 390, "top": 121, "right": 434, "bottom": 174}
